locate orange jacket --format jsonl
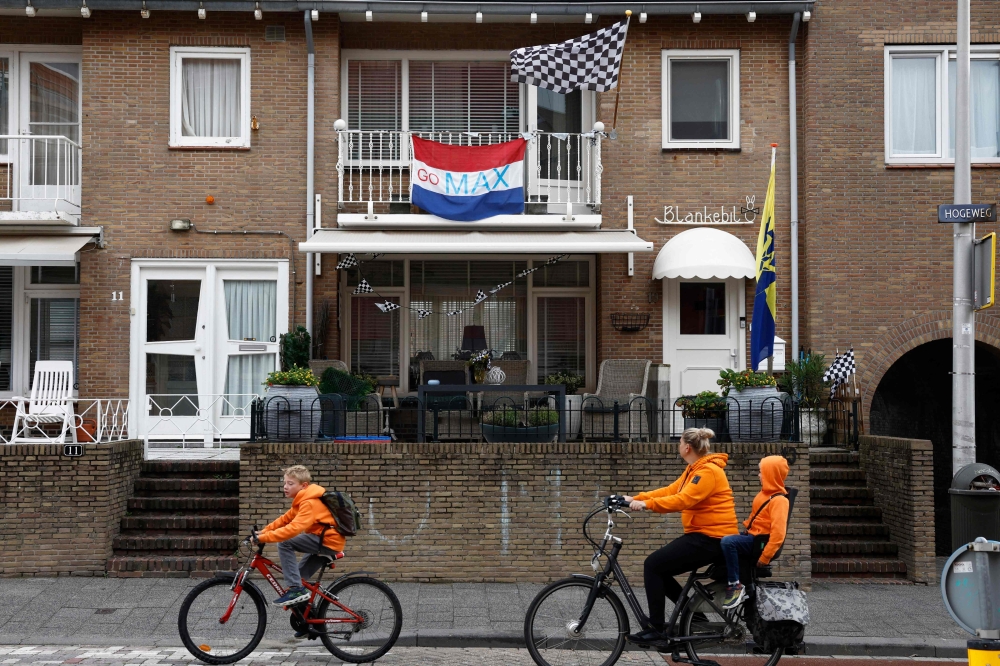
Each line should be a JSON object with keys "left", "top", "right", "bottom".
{"left": 634, "top": 453, "right": 739, "bottom": 538}
{"left": 258, "top": 483, "right": 345, "bottom": 553}
{"left": 744, "top": 455, "right": 790, "bottom": 565}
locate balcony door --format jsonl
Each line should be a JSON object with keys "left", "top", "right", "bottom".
{"left": 18, "top": 53, "right": 81, "bottom": 213}
{"left": 133, "top": 261, "right": 287, "bottom": 445}
{"left": 524, "top": 86, "right": 594, "bottom": 212}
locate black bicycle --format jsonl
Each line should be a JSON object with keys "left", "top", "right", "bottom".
{"left": 523, "top": 495, "right": 782, "bottom": 666}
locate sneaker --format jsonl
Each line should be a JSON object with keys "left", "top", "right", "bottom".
{"left": 293, "top": 629, "right": 310, "bottom": 639}
{"left": 625, "top": 628, "right": 666, "bottom": 645}
{"left": 273, "top": 587, "right": 310, "bottom": 607}
{"left": 722, "top": 583, "right": 746, "bottom": 610}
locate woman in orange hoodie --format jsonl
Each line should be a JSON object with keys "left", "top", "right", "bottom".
{"left": 720, "top": 455, "right": 790, "bottom": 609}
{"left": 622, "top": 427, "right": 739, "bottom": 644}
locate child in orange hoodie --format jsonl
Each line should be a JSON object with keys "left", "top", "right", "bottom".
{"left": 720, "top": 455, "right": 790, "bottom": 609}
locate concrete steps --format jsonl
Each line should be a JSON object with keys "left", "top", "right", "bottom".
{"left": 810, "top": 449, "right": 908, "bottom": 580}
{"left": 107, "top": 460, "right": 240, "bottom": 577}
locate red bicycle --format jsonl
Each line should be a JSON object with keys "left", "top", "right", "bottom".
{"left": 177, "top": 528, "right": 402, "bottom": 665}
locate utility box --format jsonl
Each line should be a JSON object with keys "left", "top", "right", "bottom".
{"left": 951, "top": 463, "right": 1000, "bottom": 552}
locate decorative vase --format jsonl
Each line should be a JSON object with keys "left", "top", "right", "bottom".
{"left": 726, "top": 386, "right": 784, "bottom": 442}
{"left": 565, "top": 394, "right": 583, "bottom": 440}
{"left": 485, "top": 365, "right": 506, "bottom": 385}
{"left": 473, "top": 367, "right": 486, "bottom": 384}
{"left": 264, "top": 384, "right": 320, "bottom": 441}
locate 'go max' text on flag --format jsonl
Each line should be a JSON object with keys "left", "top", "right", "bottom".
{"left": 414, "top": 164, "right": 517, "bottom": 196}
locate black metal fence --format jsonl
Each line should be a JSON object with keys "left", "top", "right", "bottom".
{"left": 249, "top": 389, "right": 861, "bottom": 447}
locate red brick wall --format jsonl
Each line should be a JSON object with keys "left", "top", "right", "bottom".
{"left": 802, "top": 0, "right": 1000, "bottom": 412}
{"left": 0, "top": 440, "right": 143, "bottom": 577}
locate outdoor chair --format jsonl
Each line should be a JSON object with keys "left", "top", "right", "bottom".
{"left": 582, "top": 359, "right": 652, "bottom": 441}
{"left": 478, "top": 359, "right": 531, "bottom": 411}
{"left": 12, "top": 361, "right": 77, "bottom": 444}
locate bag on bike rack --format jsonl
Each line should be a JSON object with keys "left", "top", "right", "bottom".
{"left": 319, "top": 491, "right": 362, "bottom": 537}
{"left": 751, "top": 582, "right": 808, "bottom": 651}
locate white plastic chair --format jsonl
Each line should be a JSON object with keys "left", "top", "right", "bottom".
{"left": 12, "top": 361, "right": 77, "bottom": 444}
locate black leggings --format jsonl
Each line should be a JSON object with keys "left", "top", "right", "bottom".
{"left": 643, "top": 532, "right": 723, "bottom": 628}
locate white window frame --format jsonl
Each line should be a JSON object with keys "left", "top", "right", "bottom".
{"left": 885, "top": 45, "right": 1000, "bottom": 165}
{"left": 169, "top": 46, "right": 251, "bottom": 148}
{"left": 661, "top": 49, "right": 741, "bottom": 150}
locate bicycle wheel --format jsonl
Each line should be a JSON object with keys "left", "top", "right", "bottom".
{"left": 316, "top": 576, "right": 402, "bottom": 663}
{"left": 524, "top": 577, "right": 629, "bottom": 666}
{"left": 679, "top": 596, "right": 782, "bottom": 666}
{"left": 177, "top": 575, "right": 267, "bottom": 665}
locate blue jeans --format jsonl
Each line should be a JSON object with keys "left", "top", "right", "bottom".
{"left": 276, "top": 533, "right": 326, "bottom": 589}
{"left": 720, "top": 534, "right": 756, "bottom": 585}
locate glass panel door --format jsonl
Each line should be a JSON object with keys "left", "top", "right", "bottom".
{"left": 535, "top": 296, "right": 586, "bottom": 384}
{"left": 219, "top": 278, "right": 278, "bottom": 417}
{"left": 29, "top": 296, "right": 79, "bottom": 389}
{"left": 18, "top": 54, "right": 81, "bottom": 212}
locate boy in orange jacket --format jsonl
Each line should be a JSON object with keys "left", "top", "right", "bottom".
{"left": 720, "top": 455, "right": 790, "bottom": 609}
{"left": 256, "top": 465, "right": 345, "bottom": 609}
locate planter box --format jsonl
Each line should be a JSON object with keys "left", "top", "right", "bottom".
{"left": 481, "top": 422, "right": 558, "bottom": 444}
{"left": 726, "top": 387, "right": 785, "bottom": 442}
{"left": 264, "top": 385, "right": 320, "bottom": 441}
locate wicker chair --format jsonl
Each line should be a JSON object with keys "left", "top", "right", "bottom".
{"left": 478, "top": 359, "right": 531, "bottom": 411}
{"left": 582, "top": 359, "right": 652, "bottom": 441}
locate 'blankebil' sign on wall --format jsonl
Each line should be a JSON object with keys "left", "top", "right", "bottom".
{"left": 655, "top": 196, "right": 760, "bottom": 225}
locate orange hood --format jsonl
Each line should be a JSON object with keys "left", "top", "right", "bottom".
{"left": 759, "top": 455, "right": 788, "bottom": 495}
{"left": 693, "top": 452, "right": 729, "bottom": 473}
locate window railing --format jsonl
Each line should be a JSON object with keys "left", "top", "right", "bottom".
{"left": 0, "top": 135, "right": 82, "bottom": 218}
{"left": 335, "top": 127, "right": 603, "bottom": 210}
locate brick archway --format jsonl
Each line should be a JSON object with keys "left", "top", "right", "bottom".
{"left": 859, "top": 311, "right": 1000, "bottom": 423}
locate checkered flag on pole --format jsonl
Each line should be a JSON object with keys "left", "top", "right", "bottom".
{"left": 823, "top": 348, "right": 857, "bottom": 400}
{"left": 353, "top": 279, "right": 374, "bottom": 295}
{"left": 510, "top": 19, "right": 629, "bottom": 94}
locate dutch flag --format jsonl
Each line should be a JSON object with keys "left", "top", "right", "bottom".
{"left": 411, "top": 136, "right": 527, "bottom": 222}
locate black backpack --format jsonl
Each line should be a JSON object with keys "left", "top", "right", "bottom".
{"left": 318, "top": 491, "right": 362, "bottom": 538}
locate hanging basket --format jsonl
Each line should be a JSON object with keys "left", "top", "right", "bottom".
{"left": 610, "top": 313, "right": 650, "bottom": 332}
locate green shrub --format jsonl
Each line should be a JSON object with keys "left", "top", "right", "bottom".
{"left": 482, "top": 409, "right": 559, "bottom": 427}
{"left": 717, "top": 369, "right": 777, "bottom": 396}
{"left": 675, "top": 391, "right": 728, "bottom": 418}
{"left": 544, "top": 372, "right": 586, "bottom": 395}
{"left": 280, "top": 326, "right": 311, "bottom": 371}
{"left": 778, "top": 353, "right": 828, "bottom": 408}
{"left": 265, "top": 366, "right": 319, "bottom": 387}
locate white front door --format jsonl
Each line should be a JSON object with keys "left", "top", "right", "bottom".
{"left": 664, "top": 278, "right": 745, "bottom": 404}
{"left": 18, "top": 53, "right": 82, "bottom": 213}
{"left": 133, "top": 262, "right": 287, "bottom": 445}
{"left": 523, "top": 86, "right": 594, "bottom": 211}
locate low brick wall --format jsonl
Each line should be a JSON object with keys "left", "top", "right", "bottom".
{"left": 0, "top": 440, "right": 143, "bottom": 577}
{"left": 858, "top": 434, "right": 936, "bottom": 583}
{"left": 241, "top": 441, "right": 810, "bottom": 585}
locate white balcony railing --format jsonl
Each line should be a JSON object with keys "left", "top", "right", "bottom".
{"left": 0, "top": 398, "right": 130, "bottom": 444}
{"left": 335, "top": 128, "right": 603, "bottom": 210}
{"left": 0, "top": 135, "right": 82, "bottom": 221}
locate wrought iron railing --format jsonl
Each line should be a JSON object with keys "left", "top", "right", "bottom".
{"left": 0, "top": 135, "right": 82, "bottom": 217}
{"left": 0, "top": 398, "right": 130, "bottom": 444}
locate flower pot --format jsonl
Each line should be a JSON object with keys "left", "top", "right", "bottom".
{"left": 799, "top": 407, "right": 828, "bottom": 445}
{"left": 726, "top": 386, "right": 784, "bottom": 442}
{"left": 481, "top": 422, "right": 559, "bottom": 444}
{"left": 264, "top": 384, "right": 320, "bottom": 441}
{"left": 566, "top": 394, "right": 583, "bottom": 440}
{"left": 682, "top": 416, "right": 728, "bottom": 441}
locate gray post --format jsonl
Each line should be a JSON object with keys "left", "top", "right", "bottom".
{"left": 788, "top": 12, "right": 801, "bottom": 364}
{"left": 953, "top": 0, "right": 976, "bottom": 473}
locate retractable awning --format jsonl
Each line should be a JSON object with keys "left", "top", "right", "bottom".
{"left": 300, "top": 229, "right": 654, "bottom": 254}
{"left": 652, "top": 227, "right": 756, "bottom": 279}
{"left": 0, "top": 234, "right": 97, "bottom": 266}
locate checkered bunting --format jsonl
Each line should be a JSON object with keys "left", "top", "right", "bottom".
{"left": 446, "top": 309, "right": 463, "bottom": 317}
{"left": 490, "top": 282, "right": 512, "bottom": 294}
{"left": 823, "top": 348, "right": 857, "bottom": 399}
{"left": 517, "top": 268, "right": 537, "bottom": 279}
{"left": 370, "top": 253, "right": 384, "bottom": 259}
{"left": 474, "top": 290, "right": 488, "bottom": 304}
{"left": 353, "top": 279, "right": 374, "bottom": 295}
{"left": 546, "top": 254, "right": 568, "bottom": 265}
{"left": 416, "top": 309, "right": 433, "bottom": 319}
{"left": 510, "top": 19, "right": 629, "bottom": 94}
{"left": 336, "top": 253, "right": 358, "bottom": 270}
{"left": 375, "top": 301, "right": 401, "bottom": 313}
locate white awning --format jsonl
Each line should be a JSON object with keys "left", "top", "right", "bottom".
{"left": 301, "top": 229, "right": 654, "bottom": 254}
{"left": 0, "top": 234, "right": 94, "bottom": 266}
{"left": 652, "top": 227, "right": 756, "bottom": 279}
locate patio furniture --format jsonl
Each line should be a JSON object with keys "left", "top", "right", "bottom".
{"left": 478, "top": 359, "right": 530, "bottom": 411}
{"left": 419, "top": 360, "right": 475, "bottom": 440}
{"left": 376, "top": 375, "right": 400, "bottom": 408}
{"left": 582, "top": 359, "right": 652, "bottom": 441}
{"left": 12, "top": 361, "right": 77, "bottom": 444}
{"left": 309, "top": 359, "right": 349, "bottom": 376}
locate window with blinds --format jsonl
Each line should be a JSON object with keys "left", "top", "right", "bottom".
{"left": 409, "top": 61, "right": 519, "bottom": 136}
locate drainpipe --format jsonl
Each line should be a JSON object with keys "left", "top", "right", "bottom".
{"left": 304, "top": 10, "right": 315, "bottom": 347}
{"left": 788, "top": 11, "right": 801, "bottom": 361}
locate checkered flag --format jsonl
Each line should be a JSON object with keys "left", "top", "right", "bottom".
{"left": 446, "top": 309, "right": 463, "bottom": 317}
{"left": 353, "top": 279, "right": 373, "bottom": 295}
{"left": 336, "top": 253, "right": 358, "bottom": 270}
{"left": 416, "top": 309, "right": 433, "bottom": 319}
{"left": 490, "top": 282, "right": 512, "bottom": 294}
{"left": 510, "top": 19, "right": 629, "bottom": 94}
{"left": 474, "top": 290, "right": 488, "bottom": 304}
{"left": 375, "top": 301, "right": 400, "bottom": 313}
{"left": 823, "top": 348, "right": 857, "bottom": 399}
{"left": 546, "top": 254, "right": 568, "bottom": 265}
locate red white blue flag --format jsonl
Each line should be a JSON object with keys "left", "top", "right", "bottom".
{"left": 411, "top": 136, "right": 527, "bottom": 222}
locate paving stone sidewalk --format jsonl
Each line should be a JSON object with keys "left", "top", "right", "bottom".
{"left": 0, "top": 579, "right": 968, "bottom": 658}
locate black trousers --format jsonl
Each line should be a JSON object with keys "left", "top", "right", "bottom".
{"left": 643, "top": 532, "right": 723, "bottom": 627}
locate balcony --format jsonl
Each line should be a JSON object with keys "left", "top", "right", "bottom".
{"left": 0, "top": 135, "right": 82, "bottom": 225}
{"left": 334, "top": 128, "right": 603, "bottom": 229}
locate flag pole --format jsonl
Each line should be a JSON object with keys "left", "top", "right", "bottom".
{"left": 611, "top": 10, "right": 632, "bottom": 136}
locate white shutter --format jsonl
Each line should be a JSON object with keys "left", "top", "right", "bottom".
{"left": 409, "top": 61, "right": 517, "bottom": 137}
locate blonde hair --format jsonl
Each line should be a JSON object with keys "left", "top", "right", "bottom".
{"left": 283, "top": 465, "right": 312, "bottom": 484}
{"left": 680, "top": 428, "right": 714, "bottom": 456}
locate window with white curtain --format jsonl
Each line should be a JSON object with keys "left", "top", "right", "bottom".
{"left": 223, "top": 280, "right": 276, "bottom": 414}
{"left": 886, "top": 46, "right": 1000, "bottom": 164}
{"left": 661, "top": 50, "right": 740, "bottom": 150}
{"left": 342, "top": 52, "right": 519, "bottom": 138}
{"left": 170, "top": 47, "right": 251, "bottom": 148}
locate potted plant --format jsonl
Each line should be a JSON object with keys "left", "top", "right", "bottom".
{"left": 545, "top": 372, "right": 586, "bottom": 439}
{"left": 717, "top": 369, "right": 784, "bottom": 442}
{"left": 675, "top": 391, "right": 729, "bottom": 438}
{"left": 466, "top": 349, "right": 495, "bottom": 384}
{"left": 279, "top": 326, "right": 311, "bottom": 371}
{"left": 263, "top": 365, "right": 320, "bottom": 441}
{"left": 481, "top": 408, "right": 560, "bottom": 443}
{"left": 778, "top": 353, "right": 829, "bottom": 443}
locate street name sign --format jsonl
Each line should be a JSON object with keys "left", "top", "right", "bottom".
{"left": 975, "top": 232, "right": 996, "bottom": 311}
{"left": 939, "top": 204, "right": 997, "bottom": 223}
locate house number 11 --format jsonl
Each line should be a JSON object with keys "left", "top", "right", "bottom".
{"left": 111, "top": 291, "right": 124, "bottom": 301}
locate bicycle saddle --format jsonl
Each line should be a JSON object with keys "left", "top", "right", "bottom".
{"left": 316, "top": 548, "right": 345, "bottom": 567}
